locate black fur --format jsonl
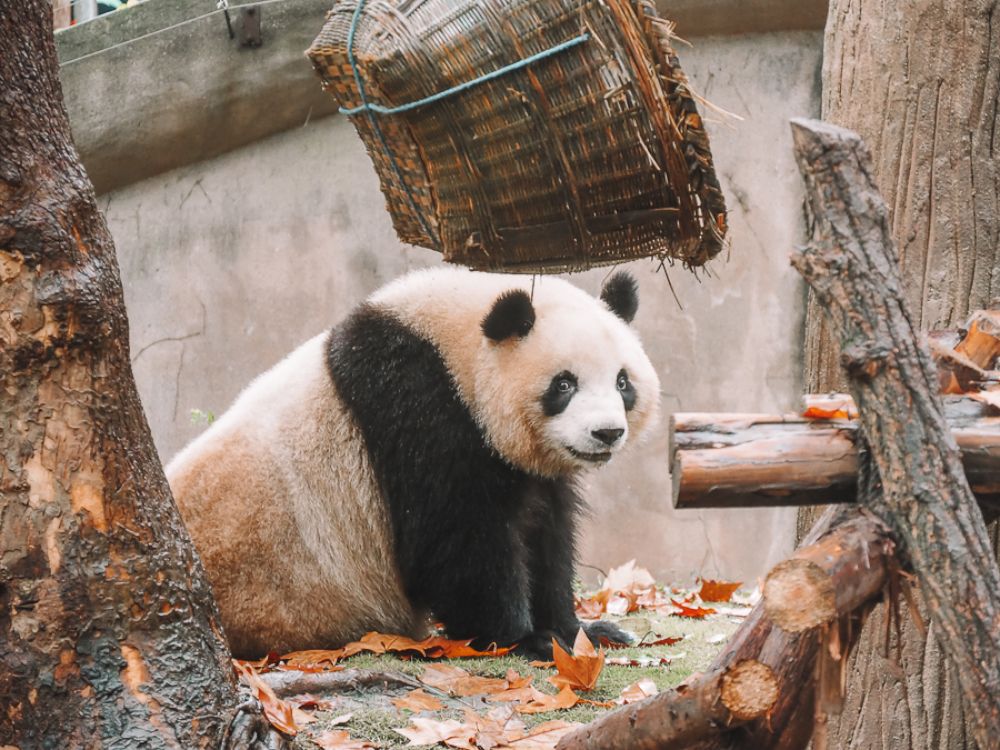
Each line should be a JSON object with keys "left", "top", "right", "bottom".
{"left": 600, "top": 271, "right": 639, "bottom": 323}
{"left": 617, "top": 369, "right": 637, "bottom": 412}
{"left": 541, "top": 371, "right": 577, "bottom": 417}
{"left": 481, "top": 290, "right": 535, "bottom": 341}
{"left": 326, "top": 306, "right": 622, "bottom": 658}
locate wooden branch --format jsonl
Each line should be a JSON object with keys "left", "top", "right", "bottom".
{"left": 556, "top": 660, "right": 778, "bottom": 750}
{"left": 788, "top": 117, "right": 1000, "bottom": 747}
{"left": 258, "top": 668, "right": 424, "bottom": 698}
{"left": 763, "top": 515, "right": 894, "bottom": 633}
{"left": 670, "top": 401, "right": 1000, "bottom": 516}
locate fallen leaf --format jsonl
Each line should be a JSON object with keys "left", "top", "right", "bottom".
{"left": 670, "top": 599, "right": 717, "bottom": 618}
{"left": 705, "top": 633, "right": 728, "bottom": 645}
{"left": 601, "top": 560, "right": 655, "bottom": 594}
{"left": 698, "top": 579, "right": 743, "bottom": 603}
{"left": 515, "top": 685, "right": 580, "bottom": 714}
{"left": 419, "top": 663, "right": 474, "bottom": 693}
{"left": 396, "top": 717, "right": 477, "bottom": 749}
{"left": 418, "top": 664, "right": 506, "bottom": 696}
{"left": 314, "top": 729, "right": 377, "bottom": 749}
{"left": 234, "top": 662, "right": 300, "bottom": 736}
{"left": 548, "top": 629, "right": 604, "bottom": 692}
{"left": 465, "top": 706, "right": 526, "bottom": 750}
{"left": 606, "top": 654, "right": 684, "bottom": 667}
{"left": 281, "top": 649, "right": 345, "bottom": 670}
{"left": 393, "top": 688, "right": 444, "bottom": 713}
{"left": 615, "top": 678, "right": 658, "bottom": 705}
{"left": 528, "top": 660, "right": 555, "bottom": 669}
{"left": 504, "top": 719, "right": 582, "bottom": 748}
{"left": 642, "top": 635, "right": 684, "bottom": 647}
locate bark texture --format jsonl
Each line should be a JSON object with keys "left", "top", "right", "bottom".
{"left": 800, "top": 4, "right": 1000, "bottom": 745}
{"left": 556, "top": 659, "right": 778, "bottom": 750}
{"left": 0, "top": 3, "right": 269, "bottom": 747}
{"left": 790, "top": 118, "right": 1000, "bottom": 750}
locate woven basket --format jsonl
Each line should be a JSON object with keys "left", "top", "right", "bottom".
{"left": 308, "top": 0, "right": 727, "bottom": 273}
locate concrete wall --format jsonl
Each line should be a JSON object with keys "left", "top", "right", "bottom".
{"left": 61, "top": 4, "right": 824, "bottom": 585}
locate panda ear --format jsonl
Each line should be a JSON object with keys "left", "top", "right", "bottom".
{"left": 481, "top": 290, "right": 535, "bottom": 342}
{"left": 601, "top": 271, "right": 639, "bottom": 323}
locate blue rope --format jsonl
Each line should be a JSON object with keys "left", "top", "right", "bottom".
{"left": 345, "top": 0, "right": 439, "bottom": 248}
{"left": 340, "top": 32, "right": 591, "bottom": 116}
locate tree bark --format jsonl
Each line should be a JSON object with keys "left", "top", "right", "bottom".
{"left": 790, "top": 117, "right": 1000, "bottom": 749}
{"left": 0, "top": 3, "right": 282, "bottom": 747}
{"left": 799, "top": 4, "right": 1000, "bottom": 745}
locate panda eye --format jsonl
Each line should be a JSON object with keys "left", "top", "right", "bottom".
{"left": 557, "top": 378, "right": 575, "bottom": 393}
{"left": 616, "top": 372, "right": 630, "bottom": 391}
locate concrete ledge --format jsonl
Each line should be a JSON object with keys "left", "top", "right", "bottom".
{"left": 58, "top": 0, "right": 339, "bottom": 194}
{"left": 57, "top": 0, "right": 828, "bottom": 195}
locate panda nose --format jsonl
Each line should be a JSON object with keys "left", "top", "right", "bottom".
{"left": 592, "top": 428, "right": 624, "bottom": 446}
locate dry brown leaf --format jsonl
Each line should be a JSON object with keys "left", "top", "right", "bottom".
{"left": 670, "top": 598, "right": 716, "bottom": 618}
{"left": 234, "top": 662, "right": 300, "bottom": 736}
{"left": 392, "top": 688, "right": 444, "bottom": 713}
{"left": 698, "top": 579, "right": 743, "bottom": 603}
{"left": 615, "top": 677, "right": 658, "bottom": 705}
{"left": 528, "top": 660, "right": 555, "bottom": 669}
{"left": 548, "top": 629, "right": 604, "bottom": 692}
{"left": 503, "top": 719, "right": 582, "bottom": 748}
{"left": 515, "top": 685, "right": 580, "bottom": 715}
{"left": 465, "top": 706, "right": 526, "bottom": 750}
{"left": 601, "top": 560, "right": 655, "bottom": 594}
{"left": 488, "top": 673, "right": 545, "bottom": 704}
{"left": 419, "top": 663, "right": 474, "bottom": 693}
{"left": 280, "top": 649, "right": 345, "bottom": 670}
{"left": 314, "top": 729, "right": 377, "bottom": 749}
{"left": 396, "top": 717, "right": 478, "bottom": 749}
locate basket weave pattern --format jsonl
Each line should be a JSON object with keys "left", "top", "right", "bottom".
{"left": 308, "top": 0, "right": 727, "bottom": 273}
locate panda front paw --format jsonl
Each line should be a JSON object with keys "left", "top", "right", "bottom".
{"left": 511, "top": 629, "right": 567, "bottom": 661}
{"left": 582, "top": 620, "right": 634, "bottom": 649}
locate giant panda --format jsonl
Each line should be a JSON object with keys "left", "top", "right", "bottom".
{"left": 166, "top": 267, "right": 661, "bottom": 658}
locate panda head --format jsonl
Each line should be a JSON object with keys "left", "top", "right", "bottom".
{"left": 476, "top": 271, "right": 660, "bottom": 478}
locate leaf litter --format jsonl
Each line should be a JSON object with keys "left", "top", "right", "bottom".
{"left": 234, "top": 562, "right": 746, "bottom": 749}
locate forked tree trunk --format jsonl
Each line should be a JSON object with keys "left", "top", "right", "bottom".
{"left": 0, "top": 3, "right": 279, "bottom": 747}
{"left": 799, "top": 1, "right": 1000, "bottom": 747}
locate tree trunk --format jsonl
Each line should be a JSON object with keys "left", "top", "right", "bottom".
{"left": 799, "top": 2, "right": 1000, "bottom": 746}
{"left": 789, "top": 118, "right": 1000, "bottom": 748}
{"left": 0, "top": 3, "right": 280, "bottom": 747}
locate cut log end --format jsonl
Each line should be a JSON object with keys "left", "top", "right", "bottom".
{"left": 763, "top": 559, "right": 836, "bottom": 633}
{"left": 720, "top": 660, "right": 779, "bottom": 721}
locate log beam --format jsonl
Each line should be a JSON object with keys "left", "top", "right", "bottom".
{"left": 670, "top": 402, "right": 1000, "bottom": 515}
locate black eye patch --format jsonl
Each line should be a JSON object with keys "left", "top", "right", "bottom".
{"left": 542, "top": 371, "right": 577, "bottom": 416}
{"left": 617, "top": 369, "right": 637, "bottom": 411}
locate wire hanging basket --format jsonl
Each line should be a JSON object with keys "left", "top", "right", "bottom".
{"left": 307, "top": 0, "right": 727, "bottom": 273}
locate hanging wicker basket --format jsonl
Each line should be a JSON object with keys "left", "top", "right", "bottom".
{"left": 307, "top": 0, "right": 727, "bottom": 273}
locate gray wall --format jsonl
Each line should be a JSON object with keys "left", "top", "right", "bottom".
{"left": 65, "top": 8, "right": 823, "bottom": 584}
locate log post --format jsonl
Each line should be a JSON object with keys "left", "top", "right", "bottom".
{"left": 788, "top": 117, "right": 1000, "bottom": 747}
{"left": 556, "top": 659, "right": 778, "bottom": 750}
{"left": 763, "top": 514, "right": 894, "bottom": 633}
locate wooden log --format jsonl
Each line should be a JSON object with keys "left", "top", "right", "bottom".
{"left": 788, "top": 117, "right": 1000, "bottom": 748}
{"left": 763, "top": 515, "right": 894, "bottom": 633}
{"left": 670, "top": 398, "right": 1000, "bottom": 516}
{"left": 555, "top": 659, "right": 778, "bottom": 750}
